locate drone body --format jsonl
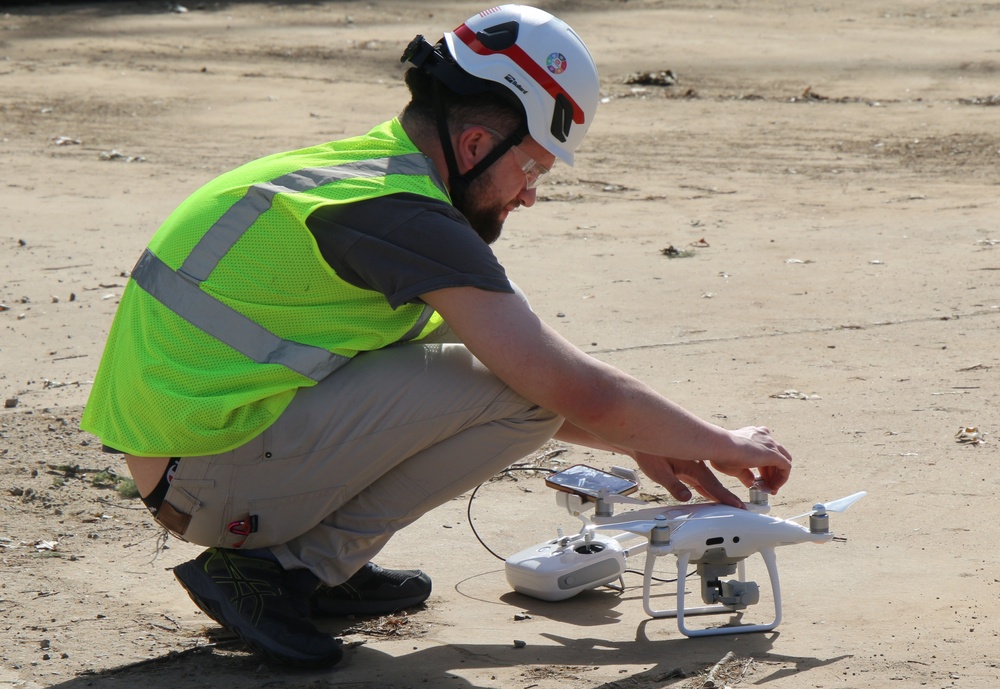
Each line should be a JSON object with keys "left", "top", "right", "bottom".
{"left": 505, "top": 477, "right": 866, "bottom": 637}
{"left": 605, "top": 502, "right": 832, "bottom": 561}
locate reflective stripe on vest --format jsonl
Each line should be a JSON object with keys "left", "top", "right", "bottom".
{"left": 130, "top": 153, "right": 446, "bottom": 382}
{"left": 180, "top": 154, "right": 448, "bottom": 281}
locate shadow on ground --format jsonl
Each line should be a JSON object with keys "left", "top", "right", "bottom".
{"left": 40, "top": 629, "right": 848, "bottom": 689}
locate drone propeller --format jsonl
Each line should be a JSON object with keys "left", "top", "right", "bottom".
{"left": 785, "top": 491, "right": 867, "bottom": 521}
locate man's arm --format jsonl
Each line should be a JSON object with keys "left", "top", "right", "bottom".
{"left": 421, "top": 287, "right": 791, "bottom": 496}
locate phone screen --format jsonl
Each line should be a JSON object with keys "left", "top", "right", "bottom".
{"left": 545, "top": 464, "right": 638, "bottom": 498}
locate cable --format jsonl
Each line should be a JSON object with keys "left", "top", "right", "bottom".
{"left": 624, "top": 568, "right": 697, "bottom": 584}
{"left": 466, "top": 465, "right": 556, "bottom": 562}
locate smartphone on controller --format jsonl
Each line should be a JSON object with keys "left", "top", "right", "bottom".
{"left": 544, "top": 464, "right": 639, "bottom": 500}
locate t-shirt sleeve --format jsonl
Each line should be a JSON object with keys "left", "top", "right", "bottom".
{"left": 306, "top": 193, "right": 513, "bottom": 309}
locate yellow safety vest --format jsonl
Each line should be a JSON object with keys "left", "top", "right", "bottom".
{"left": 81, "top": 119, "right": 450, "bottom": 456}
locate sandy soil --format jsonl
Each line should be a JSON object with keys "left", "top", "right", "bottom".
{"left": 1, "top": 1, "right": 999, "bottom": 687}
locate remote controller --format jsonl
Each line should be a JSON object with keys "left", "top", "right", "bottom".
{"left": 505, "top": 531, "right": 627, "bottom": 601}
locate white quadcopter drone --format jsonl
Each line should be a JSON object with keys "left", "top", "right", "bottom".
{"left": 504, "top": 464, "right": 866, "bottom": 637}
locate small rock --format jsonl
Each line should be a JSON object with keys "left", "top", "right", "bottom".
{"left": 623, "top": 69, "right": 677, "bottom": 87}
{"left": 4, "top": 397, "right": 18, "bottom": 408}
{"left": 513, "top": 639, "right": 526, "bottom": 649}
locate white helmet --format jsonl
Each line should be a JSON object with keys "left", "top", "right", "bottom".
{"left": 434, "top": 5, "right": 600, "bottom": 166}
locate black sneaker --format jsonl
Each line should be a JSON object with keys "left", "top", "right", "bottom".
{"left": 174, "top": 548, "right": 343, "bottom": 668}
{"left": 311, "top": 563, "right": 431, "bottom": 617}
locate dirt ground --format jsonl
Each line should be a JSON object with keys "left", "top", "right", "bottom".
{"left": 1, "top": 0, "right": 999, "bottom": 687}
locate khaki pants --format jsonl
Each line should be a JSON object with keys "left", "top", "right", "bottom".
{"left": 161, "top": 336, "right": 561, "bottom": 586}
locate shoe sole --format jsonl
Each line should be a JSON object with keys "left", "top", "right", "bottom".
{"left": 174, "top": 559, "right": 343, "bottom": 669}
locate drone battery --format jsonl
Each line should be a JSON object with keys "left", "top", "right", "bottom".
{"left": 505, "top": 533, "right": 627, "bottom": 601}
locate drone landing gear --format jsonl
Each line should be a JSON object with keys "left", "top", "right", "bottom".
{"left": 643, "top": 547, "right": 782, "bottom": 637}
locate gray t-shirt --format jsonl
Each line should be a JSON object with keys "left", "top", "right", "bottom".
{"left": 306, "top": 193, "right": 513, "bottom": 309}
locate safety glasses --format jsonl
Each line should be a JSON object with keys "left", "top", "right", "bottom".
{"left": 508, "top": 144, "right": 551, "bottom": 190}
{"left": 472, "top": 125, "right": 552, "bottom": 190}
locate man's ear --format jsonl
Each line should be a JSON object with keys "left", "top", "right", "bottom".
{"left": 455, "top": 126, "right": 492, "bottom": 172}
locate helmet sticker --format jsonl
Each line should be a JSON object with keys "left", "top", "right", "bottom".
{"left": 546, "top": 53, "right": 567, "bottom": 75}
{"left": 504, "top": 74, "right": 529, "bottom": 94}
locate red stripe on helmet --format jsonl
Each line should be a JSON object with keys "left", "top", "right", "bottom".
{"left": 453, "top": 23, "right": 585, "bottom": 125}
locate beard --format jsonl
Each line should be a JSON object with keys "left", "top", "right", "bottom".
{"left": 453, "top": 168, "right": 507, "bottom": 245}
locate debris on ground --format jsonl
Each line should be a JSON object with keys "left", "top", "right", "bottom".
{"left": 624, "top": 69, "right": 677, "bottom": 87}
{"left": 684, "top": 651, "right": 756, "bottom": 689}
{"left": 99, "top": 150, "right": 146, "bottom": 162}
{"left": 955, "top": 426, "right": 986, "bottom": 445}
{"left": 958, "top": 95, "right": 1000, "bottom": 106}
{"left": 770, "top": 389, "right": 822, "bottom": 400}
{"left": 661, "top": 244, "right": 695, "bottom": 258}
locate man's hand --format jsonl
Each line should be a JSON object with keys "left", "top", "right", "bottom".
{"left": 632, "top": 452, "right": 745, "bottom": 508}
{"left": 631, "top": 427, "right": 791, "bottom": 508}
{"left": 709, "top": 426, "right": 792, "bottom": 496}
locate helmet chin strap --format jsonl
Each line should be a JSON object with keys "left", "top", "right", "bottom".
{"left": 432, "top": 79, "right": 527, "bottom": 207}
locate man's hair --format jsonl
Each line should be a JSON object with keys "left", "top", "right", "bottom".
{"left": 400, "top": 67, "right": 525, "bottom": 137}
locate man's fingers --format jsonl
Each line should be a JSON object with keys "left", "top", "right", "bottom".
{"left": 638, "top": 459, "right": 693, "bottom": 502}
{"left": 691, "top": 476, "right": 742, "bottom": 508}
{"left": 732, "top": 467, "right": 757, "bottom": 489}
{"left": 681, "top": 462, "right": 743, "bottom": 508}
{"left": 658, "top": 473, "right": 693, "bottom": 502}
{"left": 760, "top": 463, "right": 790, "bottom": 494}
